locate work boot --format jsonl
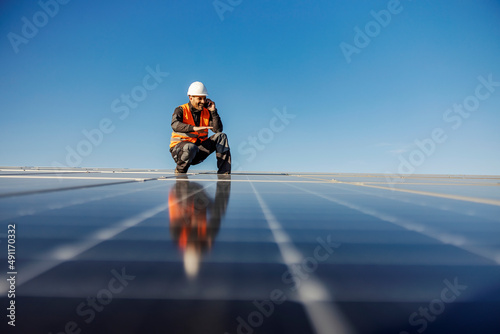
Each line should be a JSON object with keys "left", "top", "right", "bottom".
{"left": 216, "top": 150, "right": 231, "bottom": 174}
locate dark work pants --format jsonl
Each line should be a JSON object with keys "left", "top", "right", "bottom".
{"left": 170, "top": 132, "right": 231, "bottom": 174}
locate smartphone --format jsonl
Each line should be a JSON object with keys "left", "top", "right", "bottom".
{"left": 204, "top": 100, "right": 212, "bottom": 108}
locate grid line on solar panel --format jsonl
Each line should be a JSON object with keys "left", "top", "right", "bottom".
{"left": 248, "top": 177, "right": 354, "bottom": 334}
{"left": 280, "top": 181, "right": 500, "bottom": 265}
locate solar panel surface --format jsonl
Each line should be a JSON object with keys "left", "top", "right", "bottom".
{"left": 0, "top": 167, "right": 499, "bottom": 334}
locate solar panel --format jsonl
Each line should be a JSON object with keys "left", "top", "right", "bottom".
{"left": 0, "top": 167, "right": 499, "bottom": 333}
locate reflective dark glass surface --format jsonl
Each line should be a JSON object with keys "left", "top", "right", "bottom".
{"left": 0, "top": 168, "right": 499, "bottom": 334}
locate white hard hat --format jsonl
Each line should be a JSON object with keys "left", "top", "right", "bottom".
{"left": 187, "top": 81, "right": 208, "bottom": 96}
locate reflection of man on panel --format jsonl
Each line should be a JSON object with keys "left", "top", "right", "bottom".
{"left": 168, "top": 176, "right": 231, "bottom": 277}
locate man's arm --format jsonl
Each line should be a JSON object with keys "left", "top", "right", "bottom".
{"left": 171, "top": 106, "right": 194, "bottom": 133}
{"left": 206, "top": 100, "right": 223, "bottom": 133}
{"left": 209, "top": 108, "right": 223, "bottom": 133}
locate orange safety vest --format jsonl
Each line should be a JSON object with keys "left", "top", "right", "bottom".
{"left": 168, "top": 187, "right": 208, "bottom": 250}
{"left": 170, "top": 103, "right": 211, "bottom": 149}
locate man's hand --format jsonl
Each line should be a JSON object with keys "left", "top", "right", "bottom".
{"left": 193, "top": 126, "right": 213, "bottom": 131}
{"left": 206, "top": 99, "right": 216, "bottom": 112}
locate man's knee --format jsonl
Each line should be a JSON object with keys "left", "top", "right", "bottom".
{"left": 180, "top": 143, "right": 198, "bottom": 163}
{"left": 212, "top": 132, "right": 230, "bottom": 152}
{"left": 212, "top": 132, "right": 228, "bottom": 141}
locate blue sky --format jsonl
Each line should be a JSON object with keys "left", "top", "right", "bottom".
{"left": 1, "top": 0, "right": 499, "bottom": 174}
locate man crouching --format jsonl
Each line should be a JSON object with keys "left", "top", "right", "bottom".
{"left": 169, "top": 81, "right": 231, "bottom": 174}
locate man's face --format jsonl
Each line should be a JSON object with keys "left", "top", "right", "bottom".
{"left": 189, "top": 95, "right": 206, "bottom": 111}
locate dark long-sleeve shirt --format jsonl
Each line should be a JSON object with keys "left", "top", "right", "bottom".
{"left": 171, "top": 102, "right": 223, "bottom": 133}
